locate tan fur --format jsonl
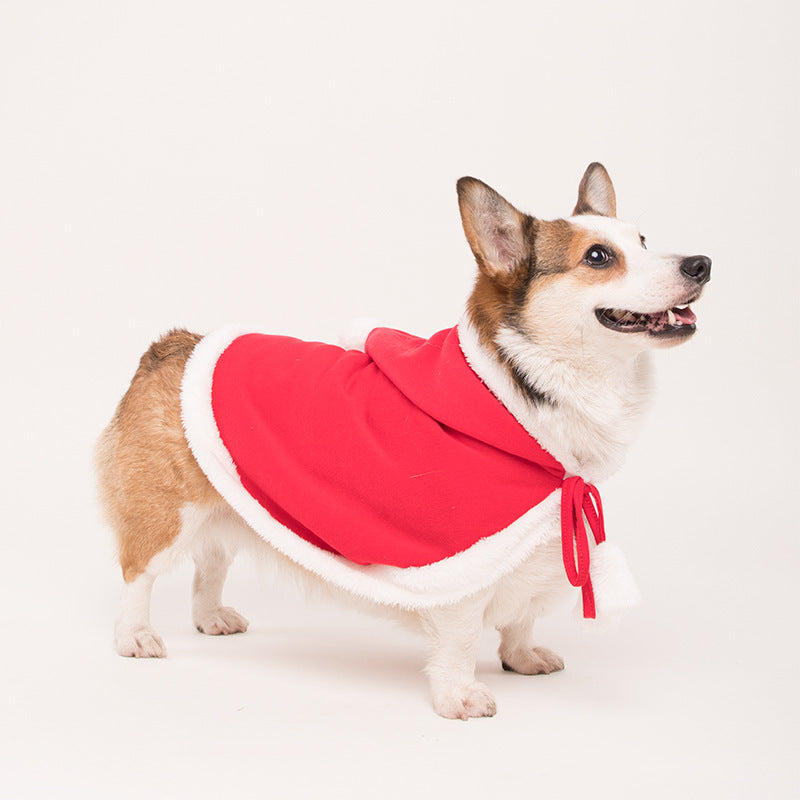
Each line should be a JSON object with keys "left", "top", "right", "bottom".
{"left": 531, "top": 218, "right": 573, "bottom": 275}
{"left": 465, "top": 217, "right": 569, "bottom": 348}
{"left": 96, "top": 329, "right": 221, "bottom": 582}
{"left": 567, "top": 229, "right": 627, "bottom": 285}
{"left": 466, "top": 271, "right": 513, "bottom": 347}
{"left": 466, "top": 216, "right": 625, "bottom": 350}
{"left": 531, "top": 218, "right": 627, "bottom": 287}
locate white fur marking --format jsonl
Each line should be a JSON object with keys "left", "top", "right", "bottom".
{"left": 114, "top": 573, "right": 166, "bottom": 658}
{"left": 459, "top": 316, "right": 653, "bottom": 482}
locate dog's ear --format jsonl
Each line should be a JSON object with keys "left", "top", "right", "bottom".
{"left": 457, "top": 177, "right": 530, "bottom": 286}
{"left": 573, "top": 162, "right": 617, "bottom": 217}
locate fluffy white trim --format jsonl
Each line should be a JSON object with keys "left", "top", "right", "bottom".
{"left": 180, "top": 325, "right": 563, "bottom": 610}
{"left": 456, "top": 316, "right": 542, "bottom": 441}
{"left": 574, "top": 541, "right": 641, "bottom": 629}
{"left": 338, "top": 317, "right": 382, "bottom": 352}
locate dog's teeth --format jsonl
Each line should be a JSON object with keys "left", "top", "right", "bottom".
{"left": 620, "top": 311, "right": 634, "bottom": 322}
{"left": 667, "top": 309, "right": 676, "bottom": 326}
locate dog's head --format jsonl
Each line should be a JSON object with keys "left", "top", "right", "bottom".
{"left": 458, "top": 163, "right": 710, "bottom": 360}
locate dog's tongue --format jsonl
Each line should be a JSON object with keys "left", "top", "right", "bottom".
{"left": 673, "top": 305, "right": 696, "bottom": 325}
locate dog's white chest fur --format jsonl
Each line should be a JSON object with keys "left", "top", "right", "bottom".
{"left": 459, "top": 320, "right": 654, "bottom": 483}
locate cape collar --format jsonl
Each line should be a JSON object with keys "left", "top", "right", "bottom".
{"left": 365, "top": 326, "right": 565, "bottom": 476}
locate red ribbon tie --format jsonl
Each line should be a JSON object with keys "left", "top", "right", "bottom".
{"left": 560, "top": 476, "right": 606, "bottom": 619}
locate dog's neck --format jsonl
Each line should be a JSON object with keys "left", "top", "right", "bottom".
{"left": 457, "top": 317, "right": 654, "bottom": 483}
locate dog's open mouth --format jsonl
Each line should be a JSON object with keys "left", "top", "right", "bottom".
{"left": 595, "top": 304, "right": 697, "bottom": 336}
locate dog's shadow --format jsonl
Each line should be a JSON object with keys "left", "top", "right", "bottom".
{"left": 181, "top": 620, "right": 432, "bottom": 694}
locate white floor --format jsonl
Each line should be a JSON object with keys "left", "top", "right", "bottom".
{"left": 3, "top": 501, "right": 796, "bottom": 800}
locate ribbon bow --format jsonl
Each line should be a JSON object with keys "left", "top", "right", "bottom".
{"left": 560, "top": 476, "right": 606, "bottom": 619}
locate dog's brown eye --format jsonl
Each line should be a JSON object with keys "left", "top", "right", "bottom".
{"left": 584, "top": 245, "right": 611, "bottom": 267}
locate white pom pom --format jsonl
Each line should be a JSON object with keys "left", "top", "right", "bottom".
{"left": 574, "top": 541, "right": 641, "bottom": 630}
{"left": 338, "top": 317, "right": 382, "bottom": 352}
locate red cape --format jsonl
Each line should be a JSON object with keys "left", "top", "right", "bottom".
{"left": 211, "top": 327, "right": 567, "bottom": 567}
{"left": 182, "top": 325, "right": 607, "bottom": 614}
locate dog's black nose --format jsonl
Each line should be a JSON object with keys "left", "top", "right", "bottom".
{"left": 680, "top": 255, "right": 711, "bottom": 284}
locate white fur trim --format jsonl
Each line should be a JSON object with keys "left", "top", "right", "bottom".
{"left": 338, "top": 317, "right": 382, "bottom": 352}
{"left": 574, "top": 541, "right": 641, "bottom": 629}
{"left": 180, "top": 325, "right": 563, "bottom": 610}
{"left": 457, "top": 316, "right": 544, "bottom": 441}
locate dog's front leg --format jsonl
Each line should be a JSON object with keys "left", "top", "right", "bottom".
{"left": 497, "top": 605, "right": 564, "bottom": 675}
{"left": 419, "top": 591, "right": 496, "bottom": 719}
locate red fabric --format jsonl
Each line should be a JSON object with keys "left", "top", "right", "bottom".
{"left": 210, "top": 326, "right": 604, "bottom": 616}
{"left": 560, "top": 477, "right": 606, "bottom": 619}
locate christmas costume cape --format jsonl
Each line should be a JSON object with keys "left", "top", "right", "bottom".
{"left": 181, "top": 324, "right": 637, "bottom": 613}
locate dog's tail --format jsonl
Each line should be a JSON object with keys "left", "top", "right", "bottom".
{"left": 134, "top": 328, "right": 203, "bottom": 377}
{"left": 104, "top": 328, "right": 202, "bottom": 424}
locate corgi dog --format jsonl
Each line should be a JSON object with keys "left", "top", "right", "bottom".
{"left": 96, "top": 163, "right": 710, "bottom": 719}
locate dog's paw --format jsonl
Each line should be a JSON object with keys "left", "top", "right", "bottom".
{"left": 500, "top": 645, "right": 564, "bottom": 675}
{"left": 115, "top": 626, "right": 167, "bottom": 658}
{"left": 194, "top": 606, "right": 249, "bottom": 636}
{"left": 433, "top": 681, "right": 497, "bottom": 720}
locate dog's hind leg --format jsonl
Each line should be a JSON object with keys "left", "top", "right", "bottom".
{"left": 97, "top": 328, "right": 222, "bottom": 657}
{"left": 420, "top": 590, "right": 496, "bottom": 720}
{"left": 191, "top": 511, "right": 249, "bottom": 636}
{"left": 115, "top": 570, "right": 166, "bottom": 658}
{"left": 113, "top": 509, "right": 185, "bottom": 658}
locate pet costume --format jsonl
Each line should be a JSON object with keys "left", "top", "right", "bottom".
{"left": 181, "top": 324, "right": 638, "bottom": 616}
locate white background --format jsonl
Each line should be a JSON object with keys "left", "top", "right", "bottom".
{"left": 2, "top": 1, "right": 798, "bottom": 797}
